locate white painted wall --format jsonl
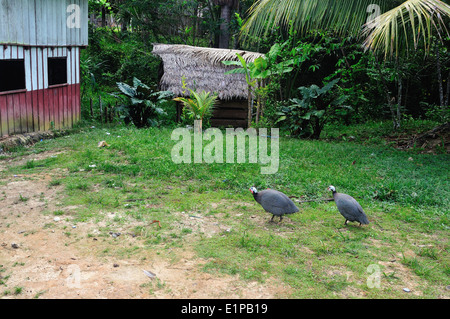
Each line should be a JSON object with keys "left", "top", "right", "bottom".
{"left": 0, "top": 45, "right": 80, "bottom": 91}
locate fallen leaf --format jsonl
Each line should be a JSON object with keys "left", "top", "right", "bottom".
{"left": 98, "top": 141, "right": 109, "bottom": 148}
{"left": 150, "top": 220, "right": 162, "bottom": 228}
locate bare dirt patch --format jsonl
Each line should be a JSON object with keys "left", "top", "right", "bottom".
{"left": 1, "top": 150, "right": 67, "bottom": 168}
{"left": 0, "top": 163, "right": 291, "bottom": 299}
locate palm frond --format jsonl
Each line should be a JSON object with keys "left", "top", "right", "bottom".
{"left": 175, "top": 89, "right": 218, "bottom": 120}
{"left": 361, "top": 0, "right": 450, "bottom": 57}
{"left": 241, "top": 0, "right": 450, "bottom": 58}
{"left": 241, "top": 0, "right": 392, "bottom": 41}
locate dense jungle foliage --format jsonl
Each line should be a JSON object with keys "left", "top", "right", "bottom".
{"left": 82, "top": 0, "right": 449, "bottom": 137}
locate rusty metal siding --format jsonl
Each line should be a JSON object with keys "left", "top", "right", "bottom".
{"left": 0, "top": 0, "right": 88, "bottom": 47}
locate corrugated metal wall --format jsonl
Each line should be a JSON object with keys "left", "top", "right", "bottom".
{"left": 0, "top": 0, "right": 88, "bottom": 47}
{"left": 0, "top": 45, "right": 81, "bottom": 136}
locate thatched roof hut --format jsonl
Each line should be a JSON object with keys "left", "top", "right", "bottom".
{"left": 152, "top": 43, "right": 265, "bottom": 100}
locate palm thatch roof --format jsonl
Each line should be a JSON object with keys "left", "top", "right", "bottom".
{"left": 152, "top": 44, "right": 265, "bottom": 100}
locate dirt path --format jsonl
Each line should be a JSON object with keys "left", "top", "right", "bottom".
{"left": 0, "top": 153, "right": 289, "bottom": 299}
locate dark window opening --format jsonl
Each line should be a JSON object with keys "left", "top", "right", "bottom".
{"left": 48, "top": 57, "right": 67, "bottom": 86}
{"left": 0, "top": 59, "right": 26, "bottom": 92}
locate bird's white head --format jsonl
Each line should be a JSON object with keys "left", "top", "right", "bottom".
{"left": 327, "top": 185, "right": 336, "bottom": 192}
{"left": 249, "top": 186, "right": 258, "bottom": 194}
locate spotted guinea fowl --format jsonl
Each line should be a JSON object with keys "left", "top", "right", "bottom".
{"left": 250, "top": 187, "right": 299, "bottom": 222}
{"left": 328, "top": 185, "right": 369, "bottom": 226}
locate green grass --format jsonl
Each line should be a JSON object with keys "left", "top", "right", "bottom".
{"left": 322, "top": 119, "right": 442, "bottom": 144}
{"left": 1, "top": 123, "right": 448, "bottom": 298}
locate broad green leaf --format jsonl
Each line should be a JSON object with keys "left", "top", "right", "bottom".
{"left": 236, "top": 53, "right": 247, "bottom": 69}
{"left": 301, "top": 113, "right": 312, "bottom": 120}
{"left": 131, "top": 97, "right": 143, "bottom": 105}
{"left": 222, "top": 60, "right": 242, "bottom": 66}
{"left": 117, "top": 82, "right": 136, "bottom": 98}
{"left": 224, "top": 68, "right": 246, "bottom": 75}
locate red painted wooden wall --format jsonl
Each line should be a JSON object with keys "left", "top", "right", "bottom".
{"left": 0, "top": 45, "right": 81, "bottom": 137}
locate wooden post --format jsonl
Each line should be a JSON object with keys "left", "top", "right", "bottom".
{"left": 255, "top": 79, "right": 261, "bottom": 125}
{"left": 435, "top": 41, "right": 444, "bottom": 107}
{"left": 109, "top": 105, "right": 114, "bottom": 123}
{"left": 104, "top": 105, "right": 108, "bottom": 123}
{"left": 247, "top": 84, "right": 252, "bottom": 128}
{"left": 99, "top": 95, "right": 103, "bottom": 123}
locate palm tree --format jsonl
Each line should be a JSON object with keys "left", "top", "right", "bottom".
{"left": 241, "top": 0, "right": 450, "bottom": 129}
{"left": 174, "top": 89, "right": 219, "bottom": 133}
{"left": 241, "top": 0, "right": 450, "bottom": 58}
{"left": 213, "top": 0, "right": 240, "bottom": 48}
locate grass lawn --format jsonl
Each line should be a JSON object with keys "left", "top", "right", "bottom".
{"left": 0, "top": 123, "right": 448, "bottom": 298}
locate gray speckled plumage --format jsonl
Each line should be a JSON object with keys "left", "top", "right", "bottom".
{"left": 250, "top": 187, "right": 299, "bottom": 222}
{"left": 328, "top": 185, "right": 369, "bottom": 225}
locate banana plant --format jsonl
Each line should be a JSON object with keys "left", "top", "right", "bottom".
{"left": 222, "top": 45, "right": 295, "bottom": 126}
{"left": 222, "top": 53, "right": 256, "bottom": 127}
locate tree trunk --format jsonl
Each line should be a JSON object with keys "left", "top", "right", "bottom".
{"left": 445, "top": 71, "right": 450, "bottom": 106}
{"left": 196, "top": 119, "right": 203, "bottom": 135}
{"left": 260, "top": 98, "right": 265, "bottom": 119}
{"left": 219, "top": 5, "right": 231, "bottom": 49}
{"left": 397, "top": 75, "right": 402, "bottom": 129}
{"left": 261, "top": 79, "right": 268, "bottom": 119}
{"left": 207, "top": 0, "right": 219, "bottom": 47}
{"left": 101, "top": 6, "right": 106, "bottom": 27}
{"left": 99, "top": 95, "right": 103, "bottom": 122}
{"left": 436, "top": 43, "right": 444, "bottom": 107}
{"left": 311, "top": 118, "right": 323, "bottom": 139}
{"left": 121, "top": 15, "right": 130, "bottom": 33}
{"left": 373, "top": 53, "right": 399, "bottom": 130}
{"left": 90, "top": 98, "right": 94, "bottom": 118}
{"left": 192, "top": 3, "right": 199, "bottom": 46}
{"left": 255, "top": 80, "right": 261, "bottom": 124}
{"left": 404, "top": 79, "right": 409, "bottom": 114}
{"left": 247, "top": 85, "right": 252, "bottom": 128}
{"left": 104, "top": 105, "right": 108, "bottom": 123}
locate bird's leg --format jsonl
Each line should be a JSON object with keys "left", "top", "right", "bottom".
{"left": 270, "top": 215, "right": 275, "bottom": 222}
{"left": 279, "top": 215, "right": 283, "bottom": 223}
{"left": 344, "top": 220, "right": 348, "bottom": 225}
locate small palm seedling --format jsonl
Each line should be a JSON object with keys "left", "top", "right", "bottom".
{"left": 174, "top": 88, "right": 218, "bottom": 133}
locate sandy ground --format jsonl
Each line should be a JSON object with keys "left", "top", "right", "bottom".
{"left": 0, "top": 152, "right": 290, "bottom": 299}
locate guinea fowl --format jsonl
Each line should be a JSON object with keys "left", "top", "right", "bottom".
{"left": 250, "top": 187, "right": 299, "bottom": 222}
{"left": 328, "top": 185, "right": 369, "bottom": 226}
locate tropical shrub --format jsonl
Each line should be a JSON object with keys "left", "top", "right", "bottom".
{"left": 277, "top": 78, "right": 351, "bottom": 139}
{"left": 115, "top": 77, "right": 173, "bottom": 128}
